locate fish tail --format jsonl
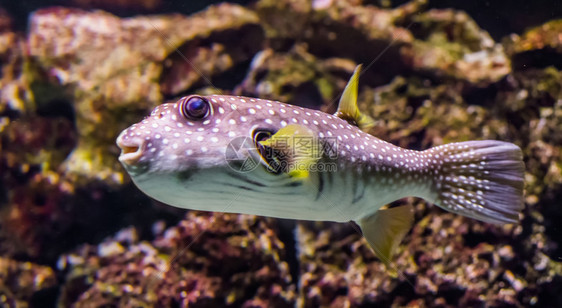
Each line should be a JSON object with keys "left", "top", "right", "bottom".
{"left": 427, "top": 140, "right": 525, "bottom": 224}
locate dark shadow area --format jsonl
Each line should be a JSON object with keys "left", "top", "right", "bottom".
{"left": 512, "top": 48, "right": 562, "bottom": 71}
{"left": 389, "top": 0, "right": 562, "bottom": 40}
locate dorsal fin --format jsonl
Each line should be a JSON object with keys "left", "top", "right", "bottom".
{"left": 334, "top": 64, "right": 374, "bottom": 130}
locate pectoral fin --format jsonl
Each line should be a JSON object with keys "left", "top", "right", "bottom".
{"left": 335, "top": 64, "right": 374, "bottom": 130}
{"left": 357, "top": 204, "right": 414, "bottom": 273}
{"left": 258, "top": 124, "right": 322, "bottom": 178}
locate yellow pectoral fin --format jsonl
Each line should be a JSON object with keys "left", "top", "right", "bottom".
{"left": 335, "top": 64, "right": 374, "bottom": 130}
{"left": 357, "top": 204, "right": 414, "bottom": 274}
{"left": 258, "top": 124, "right": 322, "bottom": 178}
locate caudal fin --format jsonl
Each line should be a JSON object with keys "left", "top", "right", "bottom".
{"left": 428, "top": 140, "right": 525, "bottom": 224}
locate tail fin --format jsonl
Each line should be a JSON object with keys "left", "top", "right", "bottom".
{"left": 428, "top": 140, "right": 525, "bottom": 224}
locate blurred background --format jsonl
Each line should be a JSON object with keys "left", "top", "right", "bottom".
{"left": 0, "top": 0, "right": 561, "bottom": 307}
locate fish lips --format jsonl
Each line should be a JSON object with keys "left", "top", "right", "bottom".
{"left": 116, "top": 131, "right": 144, "bottom": 166}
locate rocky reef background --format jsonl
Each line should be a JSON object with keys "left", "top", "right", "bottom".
{"left": 0, "top": 0, "right": 561, "bottom": 307}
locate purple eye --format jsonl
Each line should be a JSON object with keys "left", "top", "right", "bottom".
{"left": 181, "top": 96, "right": 211, "bottom": 120}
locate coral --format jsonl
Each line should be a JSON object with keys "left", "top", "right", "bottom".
{"left": 58, "top": 213, "right": 295, "bottom": 307}
{"left": 0, "top": 257, "right": 57, "bottom": 307}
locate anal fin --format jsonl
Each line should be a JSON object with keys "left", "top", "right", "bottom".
{"left": 357, "top": 204, "right": 414, "bottom": 273}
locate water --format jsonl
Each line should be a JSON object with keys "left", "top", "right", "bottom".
{"left": 0, "top": 0, "right": 561, "bottom": 307}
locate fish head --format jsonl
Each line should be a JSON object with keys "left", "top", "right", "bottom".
{"left": 116, "top": 94, "right": 282, "bottom": 180}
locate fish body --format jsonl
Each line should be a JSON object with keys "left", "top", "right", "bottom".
{"left": 119, "top": 95, "right": 429, "bottom": 221}
{"left": 117, "top": 66, "right": 524, "bottom": 265}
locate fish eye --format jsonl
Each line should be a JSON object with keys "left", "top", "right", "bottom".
{"left": 181, "top": 96, "right": 211, "bottom": 120}
{"left": 253, "top": 129, "right": 282, "bottom": 174}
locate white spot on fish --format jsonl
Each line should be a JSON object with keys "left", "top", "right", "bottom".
{"left": 249, "top": 108, "right": 256, "bottom": 114}
{"left": 229, "top": 119, "right": 236, "bottom": 125}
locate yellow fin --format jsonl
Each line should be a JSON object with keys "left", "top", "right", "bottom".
{"left": 357, "top": 204, "right": 414, "bottom": 274}
{"left": 258, "top": 124, "right": 322, "bottom": 178}
{"left": 335, "top": 64, "right": 374, "bottom": 130}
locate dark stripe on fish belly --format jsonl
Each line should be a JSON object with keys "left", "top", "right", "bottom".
{"left": 315, "top": 172, "right": 325, "bottom": 201}
{"left": 352, "top": 173, "right": 366, "bottom": 204}
{"left": 225, "top": 170, "right": 267, "bottom": 188}
{"left": 214, "top": 181, "right": 257, "bottom": 192}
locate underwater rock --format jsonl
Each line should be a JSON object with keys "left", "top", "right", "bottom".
{"left": 504, "top": 19, "right": 562, "bottom": 69}
{"left": 26, "top": 4, "right": 263, "bottom": 184}
{"left": 256, "top": 0, "right": 510, "bottom": 87}
{"left": 0, "top": 8, "right": 30, "bottom": 114}
{"left": 58, "top": 212, "right": 295, "bottom": 307}
{"left": 236, "top": 45, "right": 356, "bottom": 111}
{"left": 0, "top": 257, "right": 57, "bottom": 307}
{"left": 406, "top": 9, "right": 511, "bottom": 86}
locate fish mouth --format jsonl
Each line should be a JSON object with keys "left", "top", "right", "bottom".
{"left": 116, "top": 133, "right": 143, "bottom": 165}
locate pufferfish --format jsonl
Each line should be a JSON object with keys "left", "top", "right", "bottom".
{"left": 116, "top": 66, "right": 524, "bottom": 267}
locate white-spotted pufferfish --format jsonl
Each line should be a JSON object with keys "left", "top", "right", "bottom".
{"left": 116, "top": 66, "right": 524, "bottom": 267}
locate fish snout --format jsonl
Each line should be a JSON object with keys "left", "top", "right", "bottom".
{"left": 116, "top": 132, "right": 144, "bottom": 165}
